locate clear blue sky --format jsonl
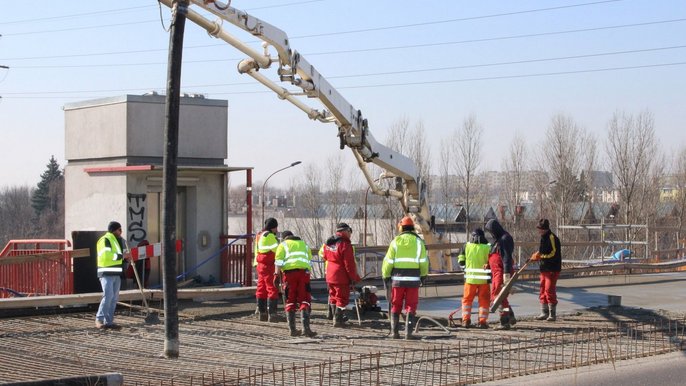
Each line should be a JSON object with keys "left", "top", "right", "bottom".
{"left": 1, "top": 0, "right": 685, "bottom": 189}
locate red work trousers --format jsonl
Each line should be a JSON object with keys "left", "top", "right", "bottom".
{"left": 390, "top": 287, "right": 419, "bottom": 314}
{"left": 462, "top": 283, "right": 491, "bottom": 324}
{"left": 328, "top": 283, "right": 351, "bottom": 308}
{"left": 489, "top": 253, "right": 512, "bottom": 310}
{"left": 539, "top": 271, "right": 560, "bottom": 305}
{"left": 284, "top": 269, "right": 310, "bottom": 312}
{"left": 255, "top": 263, "right": 278, "bottom": 300}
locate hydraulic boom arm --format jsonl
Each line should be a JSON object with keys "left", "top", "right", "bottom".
{"left": 159, "top": 0, "right": 448, "bottom": 270}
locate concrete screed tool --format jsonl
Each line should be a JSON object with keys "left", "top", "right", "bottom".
{"left": 489, "top": 258, "right": 533, "bottom": 313}
{"left": 125, "top": 241, "right": 160, "bottom": 324}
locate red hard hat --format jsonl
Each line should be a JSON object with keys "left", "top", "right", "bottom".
{"left": 400, "top": 216, "right": 414, "bottom": 227}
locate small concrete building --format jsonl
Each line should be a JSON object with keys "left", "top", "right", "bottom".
{"left": 64, "top": 94, "right": 250, "bottom": 290}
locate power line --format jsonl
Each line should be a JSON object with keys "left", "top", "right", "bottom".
{"left": 4, "top": 61, "right": 684, "bottom": 98}
{"left": 4, "top": 18, "right": 685, "bottom": 62}
{"left": 288, "top": 0, "right": 626, "bottom": 39}
{"left": 8, "top": 44, "right": 686, "bottom": 71}
{"left": 0, "top": 0, "right": 623, "bottom": 38}
{"left": 2, "top": 20, "right": 157, "bottom": 37}
{"left": 0, "top": 1, "right": 325, "bottom": 25}
{"left": 0, "top": 5, "right": 155, "bottom": 25}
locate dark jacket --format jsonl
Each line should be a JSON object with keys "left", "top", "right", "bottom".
{"left": 538, "top": 230, "right": 562, "bottom": 272}
{"left": 485, "top": 219, "right": 515, "bottom": 274}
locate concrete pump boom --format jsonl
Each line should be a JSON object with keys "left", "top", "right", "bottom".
{"left": 158, "top": 0, "right": 449, "bottom": 271}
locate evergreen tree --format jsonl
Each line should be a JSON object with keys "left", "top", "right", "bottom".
{"left": 31, "top": 156, "right": 63, "bottom": 216}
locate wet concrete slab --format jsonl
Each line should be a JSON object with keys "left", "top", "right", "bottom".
{"left": 377, "top": 272, "right": 686, "bottom": 322}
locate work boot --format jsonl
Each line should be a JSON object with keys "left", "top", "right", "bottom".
{"left": 326, "top": 304, "right": 334, "bottom": 320}
{"left": 495, "top": 311, "right": 511, "bottom": 330}
{"left": 286, "top": 311, "right": 301, "bottom": 337}
{"left": 547, "top": 303, "right": 557, "bottom": 322}
{"left": 333, "top": 307, "right": 347, "bottom": 328}
{"left": 478, "top": 322, "right": 490, "bottom": 329}
{"left": 257, "top": 298, "right": 268, "bottom": 322}
{"left": 268, "top": 298, "right": 284, "bottom": 323}
{"left": 535, "top": 304, "right": 549, "bottom": 321}
{"left": 405, "top": 313, "right": 419, "bottom": 340}
{"left": 391, "top": 313, "right": 401, "bottom": 339}
{"left": 508, "top": 308, "right": 517, "bottom": 326}
{"left": 301, "top": 310, "right": 317, "bottom": 337}
{"left": 462, "top": 319, "right": 472, "bottom": 328}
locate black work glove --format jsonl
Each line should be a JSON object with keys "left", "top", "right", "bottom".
{"left": 420, "top": 276, "right": 427, "bottom": 286}
{"left": 273, "top": 274, "right": 281, "bottom": 288}
{"left": 383, "top": 277, "right": 391, "bottom": 287}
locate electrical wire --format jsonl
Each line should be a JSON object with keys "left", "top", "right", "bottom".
{"left": 0, "top": 0, "right": 624, "bottom": 38}
{"left": 8, "top": 44, "right": 685, "bottom": 71}
{"left": 4, "top": 61, "right": 684, "bottom": 99}
{"left": 3, "top": 18, "right": 684, "bottom": 62}
{"left": 0, "top": 5, "right": 155, "bottom": 25}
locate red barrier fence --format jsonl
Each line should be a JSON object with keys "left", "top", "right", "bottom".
{"left": 219, "top": 235, "right": 252, "bottom": 287}
{"left": 0, "top": 239, "right": 74, "bottom": 298}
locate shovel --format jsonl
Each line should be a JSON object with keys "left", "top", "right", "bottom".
{"left": 125, "top": 242, "right": 160, "bottom": 324}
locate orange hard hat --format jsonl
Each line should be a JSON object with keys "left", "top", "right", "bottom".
{"left": 400, "top": 216, "right": 414, "bottom": 227}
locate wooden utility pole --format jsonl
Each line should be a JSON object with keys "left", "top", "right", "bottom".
{"left": 162, "top": 0, "right": 188, "bottom": 359}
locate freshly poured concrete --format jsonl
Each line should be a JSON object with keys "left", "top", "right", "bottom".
{"left": 377, "top": 272, "right": 686, "bottom": 322}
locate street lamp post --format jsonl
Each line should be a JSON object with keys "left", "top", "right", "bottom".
{"left": 261, "top": 161, "right": 302, "bottom": 225}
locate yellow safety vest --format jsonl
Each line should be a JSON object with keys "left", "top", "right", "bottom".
{"left": 96, "top": 232, "right": 124, "bottom": 274}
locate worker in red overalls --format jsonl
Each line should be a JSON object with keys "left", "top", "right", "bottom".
{"left": 321, "top": 223, "right": 360, "bottom": 327}
{"left": 485, "top": 219, "right": 517, "bottom": 330}
{"left": 275, "top": 230, "right": 317, "bottom": 337}
{"left": 254, "top": 217, "right": 281, "bottom": 322}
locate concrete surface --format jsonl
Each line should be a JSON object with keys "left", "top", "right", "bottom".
{"left": 377, "top": 272, "right": 686, "bottom": 322}
{"left": 481, "top": 350, "right": 686, "bottom": 386}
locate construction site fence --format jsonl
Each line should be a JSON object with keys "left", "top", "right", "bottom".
{"left": 134, "top": 317, "right": 686, "bottom": 386}
{"left": 0, "top": 240, "right": 73, "bottom": 298}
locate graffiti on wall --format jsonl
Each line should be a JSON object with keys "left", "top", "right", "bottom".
{"left": 127, "top": 193, "right": 147, "bottom": 243}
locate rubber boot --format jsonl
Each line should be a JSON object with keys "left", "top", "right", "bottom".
{"left": 268, "top": 298, "right": 284, "bottom": 323}
{"left": 494, "top": 310, "right": 511, "bottom": 330}
{"left": 257, "top": 298, "right": 268, "bottom": 322}
{"left": 547, "top": 303, "right": 557, "bottom": 322}
{"left": 509, "top": 308, "right": 517, "bottom": 326}
{"left": 326, "top": 304, "right": 334, "bottom": 320}
{"left": 333, "top": 307, "right": 346, "bottom": 328}
{"left": 287, "top": 311, "right": 301, "bottom": 337}
{"left": 391, "top": 313, "right": 401, "bottom": 339}
{"left": 535, "top": 304, "right": 549, "bottom": 321}
{"left": 405, "top": 313, "right": 419, "bottom": 340}
{"left": 301, "top": 310, "right": 317, "bottom": 337}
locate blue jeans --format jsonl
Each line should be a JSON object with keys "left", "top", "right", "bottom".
{"left": 96, "top": 275, "right": 121, "bottom": 325}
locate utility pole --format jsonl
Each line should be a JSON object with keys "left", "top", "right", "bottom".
{"left": 162, "top": 0, "right": 188, "bottom": 360}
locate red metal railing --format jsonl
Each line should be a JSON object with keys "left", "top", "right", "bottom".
{"left": 0, "top": 239, "right": 74, "bottom": 298}
{"left": 219, "top": 235, "right": 252, "bottom": 287}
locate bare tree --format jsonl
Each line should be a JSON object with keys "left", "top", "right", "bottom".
{"left": 289, "top": 164, "right": 324, "bottom": 247}
{"left": 452, "top": 114, "right": 483, "bottom": 233}
{"left": 541, "top": 114, "right": 588, "bottom": 228}
{"left": 579, "top": 132, "right": 598, "bottom": 224}
{"left": 606, "top": 110, "right": 658, "bottom": 225}
{"left": 0, "top": 186, "right": 34, "bottom": 247}
{"left": 502, "top": 132, "right": 527, "bottom": 236}
{"left": 676, "top": 147, "right": 686, "bottom": 235}
{"left": 326, "top": 153, "right": 346, "bottom": 233}
{"left": 437, "top": 140, "right": 454, "bottom": 242}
